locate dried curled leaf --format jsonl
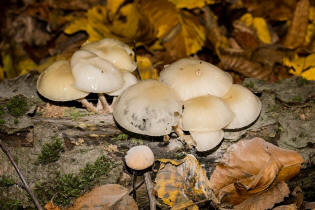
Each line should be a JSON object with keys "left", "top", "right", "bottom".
{"left": 137, "top": 56, "right": 159, "bottom": 80}
{"left": 284, "top": 0, "right": 310, "bottom": 49}
{"left": 283, "top": 54, "right": 315, "bottom": 80}
{"left": 234, "top": 182, "right": 290, "bottom": 210}
{"left": 155, "top": 154, "right": 212, "bottom": 208}
{"left": 68, "top": 184, "right": 138, "bottom": 210}
{"left": 168, "top": 0, "right": 216, "bottom": 9}
{"left": 209, "top": 137, "right": 303, "bottom": 207}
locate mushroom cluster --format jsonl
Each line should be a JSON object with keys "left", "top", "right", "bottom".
{"left": 113, "top": 58, "right": 261, "bottom": 152}
{"left": 36, "top": 38, "right": 138, "bottom": 113}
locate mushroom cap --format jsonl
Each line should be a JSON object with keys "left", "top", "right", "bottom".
{"left": 36, "top": 60, "right": 89, "bottom": 101}
{"left": 222, "top": 84, "right": 262, "bottom": 129}
{"left": 107, "top": 70, "right": 138, "bottom": 96}
{"left": 71, "top": 50, "right": 124, "bottom": 93}
{"left": 113, "top": 80, "right": 182, "bottom": 136}
{"left": 82, "top": 38, "right": 137, "bottom": 72}
{"left": 181, "top": 95, "right": 234, "bottom": 132}
{"left": 159, "top": 58, "right": 233, "bottom": 101}
{"left": 125, "top": 145, "right": 155, "bottom": 170}
{"left": 190, "top": 130, "right": 224, "bottom": 152}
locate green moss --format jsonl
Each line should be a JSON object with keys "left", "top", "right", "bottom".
{"left": 0, "top": 198, "right": 23, "bottom": 210}
{"left": 14, "top": 118, "right": 19, "bottom": 124}
{"left": 111, "top": 133, "right": 129, "bottom": 141}
{"left": 244, "top": 81, "right": 254, "bottom": 89}
{"left": 34, "top": 155, "right": 115, "bottom": 206}
{"left": 292, "top": 96, "right": 302, "bottom": 103}
{"left": 0, "top": 119, "right": 5, "bottom": 124}
{"left": 0, "top": 104, "right": 4, "bottom": 116}
{"left": 0, "top": 175, "right": 15, "bottom": 187}
{"left": 6, "top": 95, "right": 29, "bottom": 117}
{"left": 36, "top": 137, "right": 65, "bottom": 165}
{"left": 65, "top": 108, "right": 87, "bottom": 121}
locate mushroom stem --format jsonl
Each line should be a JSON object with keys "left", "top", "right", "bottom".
{"left": 98, "top": 93, "right": 112, "bottom": 113}
{"left": 173, "top": 125, "right": 184, "bottom": 138}
{"left": 78, "top": 98, "right": 98, "bottom": 113}
{"left": 144, "top": 172, "right": 157, "bottom": 210}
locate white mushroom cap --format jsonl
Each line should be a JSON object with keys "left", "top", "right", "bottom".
{"left": 113, "top": 80, "right": 182, "bottom": 136}
{"left": 181, "top": 95, "right": 234, "bottom": 132}
{"left": 125, "top": 145, "right": 155, "bottom": 170}
{"left": 159, "top": 58, "right": 233, "bottom": 101}
{"left": 190, "top": 130, "right": 224, "bottom": 152}
{"left": 82, "top": 38, "right": 137, "bottom": 72}
{"left": 70, "top": 49, "right": 96, "bottom": 68}
{"left": 71, "top": 50, "right": 124, "bottom": 93}
{"left": 107, "top": 70, "right": 138, "bottom": 96}
{"left": 222, "top": 84, "right": 262, "bottom": 129}
{"left": 36, "top": 60, "right": 88, "bottom": 101}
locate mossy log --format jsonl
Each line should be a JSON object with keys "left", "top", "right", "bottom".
{"left": 0, "top": 72, "right": 314, "bottom": 208}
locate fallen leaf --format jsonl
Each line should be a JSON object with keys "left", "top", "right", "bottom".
{"left": 155, "top": 154, "right": 213, "bottom": 208}
{"left": 68, "top": 184, "right": 138, "bottom": 210}
{"left": 283, "top": 54, "right": 315, "bottom": 80}
{"left": 168, "top": 0, "right": 216, "bottom": 9}
{"left": 273, "top": 203, "right": 297, "bottom": 210}
{"left": 283, "top": 0, "right": 310, "bottom": 49}
{"left": 235, "top": 182, "right": 290, "bottom": 210}
{"left": 137, "top": 56, "right": 159, "bottom": 80}
{"left": 45, "top": 201, "right": 61, "bottom": 210}
{"left": 209, "top": 137, "right": 303, "bottom": 206}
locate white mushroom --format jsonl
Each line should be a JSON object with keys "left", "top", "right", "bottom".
{"left": 159, "top": 58, "right": 233, "bottom": 101}
{"left": 181, "top": 95, "right": 234, "bottom": 151}
{"left": 125, "top": 145, "right": 155, "bottom": 170}
{"left": 71, "top": 49, "right": 124, "bottom": 112}
{"left": 222, "top": 84, "right": 262, "bottom": 129}
{"left": 82, "top": 38, "right": 137, "bottom": 72}
{"left": 113, "top": 80, "right": 182, "bottom": 136}
{"left": 36, "top": 60, "right": 97, "bottom": 112}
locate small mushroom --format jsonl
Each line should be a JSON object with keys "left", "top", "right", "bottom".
{"left": 222, "top": 84, "right": 262, "bottom": 129}
{"left": 71, "top": 49, "right": 124, "bottom": 112}
{"left": 159, "top": 58, "right": 233, "bottom": 101}
{"left": 181, "top": 95, "right": 234, "bottom": 151}
{"left": 36, "top": 60, "right": 98, "bottom": 112}
{"left": 82, "top": 38, "right": 137, "bottom": 72}
{"left": 113, "top": 80, "right": 182, "bottom": 137}
{"left": 125, "top": 145, "right": 156, "bottom": 209}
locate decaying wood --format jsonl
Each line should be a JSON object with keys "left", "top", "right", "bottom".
{"left": 0, "top": 73, "right": 314, "bottom": 208}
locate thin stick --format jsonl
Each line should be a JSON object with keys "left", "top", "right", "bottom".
{"left": 133, "top": 40, "right": 142, "bottom": 80}
{"left": 0, "top": 140, "right": 43, "bottom": 210}
{"left": 144, "top": 172, "right": 156, "bottom": 210}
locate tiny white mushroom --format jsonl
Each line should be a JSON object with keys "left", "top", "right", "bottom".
{"left": 36, "top": 60, "right": 97, "bottom": 112}
{"left": 113, "top": 80, "right": 182, "bottom": 136}
{"left": 222, "top": 84, "right": 262, "bottom": 129}
{"left": 125, "top": 145, "right": 155, "bottom": 170}
{"left": 181, "top": 95, "right": 234, "bottom": 151}
{"left": 159, "top": 58, "right": 233, "bottom": 101}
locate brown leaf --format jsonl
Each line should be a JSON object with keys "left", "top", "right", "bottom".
{"left": 283, "top": 0, "right": 310, "bottom": 49}
{"left": 234, "top": 182, "right": 290, "bottom": 210}
{"left": 44, "top": 201, "right": 61, "bottom": 210}
{"left": 209, "top": 137, "right": 303, "bottom": 206}
{"left": 273, "top": 204, "right": 298, "bottom": 210}
{"left": 68, "top": 184, "right": 138, "bottom": 210}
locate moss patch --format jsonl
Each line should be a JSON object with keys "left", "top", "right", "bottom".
{"left": 34, "top": 155, "right": 115, "bottom": 206}
{"left": 0, "top": 175, "right": 15, "bottom": 187}
{"left": 0, "top": 198, "right": 23, "bottom": 210}
{"left": 36, "top": 137, "right": 65, "bottom": 165}
{"left": 6, "top": 95, "right": 29, "bottom": 117}
{"left": 65, "top": 108, "right": 87, "bottom": 121}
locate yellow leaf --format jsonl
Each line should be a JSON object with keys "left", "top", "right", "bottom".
{"left": 18, "top": 58, "right": 38, "bottom": 76}
{"left": 0, "top": 67, "right": 4, "bottom": 80}
{"left": 137, "top": 56, "right": 159, "bottom": 80}
{"left": 106, "top": 0, "right": 126, "bottom": 19}
{"left": 168, "top": 0, "right": 215, "bottom": 9}
{"left": 238, "top": 13, "right": 272, "bottom": 44}
{"left": 252, "top": 17, "right": 271, "bottom": 44}
{"left": 283, "top": 54, "right": 315, "bottom": 80}
{"left": 155, "top": 155, "right": 212, "bottom": 207}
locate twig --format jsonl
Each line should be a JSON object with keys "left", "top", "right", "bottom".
{"left": 144, "top": 172, "right": 157, "bottom": 210}
{"left": 0, "top": 139, "right": 43, "bottom": 210}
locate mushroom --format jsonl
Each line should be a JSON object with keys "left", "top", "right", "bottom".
{"left": 181, "top": 95, "right": 234, "bottom": 151}
{"left": 125, "top": 145, "right": 156, "bottom": 209}
{"left": 70, "top": 49, "right": 124, "bottom": 112}
{"left": 36, "top": 60, "right": 98, "bottom": 112}
{"left": 222, "top": 84, "right": 262, "bottom": 129}
{"left": 82, "top": 38, "right": 137, "bottom": 72}
{"left": 113, "top": 80, "right": 182, "bottom": 137}
{"left": 159, "top": 58, "right": 233, "bottom": 101}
